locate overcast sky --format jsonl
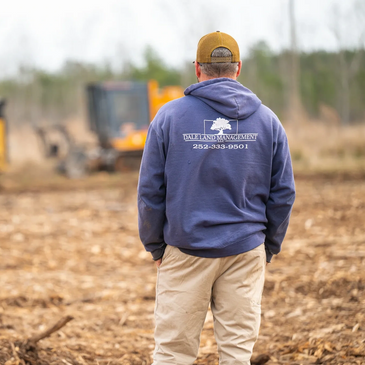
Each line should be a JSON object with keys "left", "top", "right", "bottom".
{"left": 1, "top": 0, "right": 363, "bottom": 77}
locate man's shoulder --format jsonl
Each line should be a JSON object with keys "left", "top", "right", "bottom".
{"left": 252, "top": 103, "right": 283, "bottom": 128}
{"left": 255, "top": 103, "right": 278, "bottom": 119}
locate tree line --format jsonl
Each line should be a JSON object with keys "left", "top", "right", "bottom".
{"left": 1, "top": 42, "right": 364, "bottom": 126}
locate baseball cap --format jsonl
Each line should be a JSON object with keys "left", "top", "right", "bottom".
{"left": 196, "top": 31, "right": 240, "bottom": 63}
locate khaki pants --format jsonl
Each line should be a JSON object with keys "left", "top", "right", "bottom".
{"left": 153, "top": 244, "right": 266, "bottom": 365}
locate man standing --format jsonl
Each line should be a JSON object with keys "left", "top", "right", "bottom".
{"left": 138, "top": 31, "right": 295, "bottom": 365}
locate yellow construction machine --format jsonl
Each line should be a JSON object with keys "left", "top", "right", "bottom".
{"left": 36, "top": 80, "right": 184, "bottom": 177}
{"left": 86, "top": 79, "right": 183, "bottom": 171}
{"left": 0, "top": 99, "right": 7, "bottom": 173}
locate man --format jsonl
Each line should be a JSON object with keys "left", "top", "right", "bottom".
{"left": 138, "top": 31, "right": 295, "bottom": 365}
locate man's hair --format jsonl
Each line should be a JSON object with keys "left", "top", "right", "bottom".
{"left": 199, "top": 47, "right": 239, "bottom": 78}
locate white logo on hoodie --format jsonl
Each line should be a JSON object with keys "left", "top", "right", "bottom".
{"left": 183, "top": 118, "right": 258, "bottom": 143}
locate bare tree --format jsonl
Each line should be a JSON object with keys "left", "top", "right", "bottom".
{"left": 288, "top": 0, "right": 302, "bottom": 123}
{"left": 331, "top": 1, "right": 365, "bottom": 125}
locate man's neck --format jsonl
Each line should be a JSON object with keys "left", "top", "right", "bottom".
{"left": 199, "top": 75, "right": 236, "bottom": 82}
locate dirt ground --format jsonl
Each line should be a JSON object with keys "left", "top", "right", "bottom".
{"left": 0, "top": 171, "right": 364, "bottom": 365}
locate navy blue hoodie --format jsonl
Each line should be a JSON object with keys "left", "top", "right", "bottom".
{"left": 138, "top": 78, "right": 295, "bottom": 262}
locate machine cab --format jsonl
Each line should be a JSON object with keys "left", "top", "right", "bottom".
{"left": 86, "top": 82, "right": 150, "bottom": 153}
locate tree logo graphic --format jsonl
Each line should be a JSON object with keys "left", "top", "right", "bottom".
{"left": 210, "top": 118, "right": 232, "bottom": 135}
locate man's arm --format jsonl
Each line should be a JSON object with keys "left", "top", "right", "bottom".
{"left": 264, "top": 123, "right": 296, "bottom": 262}
{"left": 137, "top": 124, "right": 167, "bottom": 261}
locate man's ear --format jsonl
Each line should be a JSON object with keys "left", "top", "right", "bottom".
{"left": 195, "top": 62, "right": 201, "bottom": 80}
{"left": 236, "top": 61, "right": 242, "bottom": 78}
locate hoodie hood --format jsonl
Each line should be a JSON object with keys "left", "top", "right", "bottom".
{"left": 184, "top": 78, "right": 261, "bottom": 120}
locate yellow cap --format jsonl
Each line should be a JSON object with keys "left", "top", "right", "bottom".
{"left": 196, "top": 31, "right": 240, "bottom": 63}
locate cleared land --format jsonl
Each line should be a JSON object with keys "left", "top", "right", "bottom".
{"left": 0, "top": 171, "right": 364, "bottom": 364}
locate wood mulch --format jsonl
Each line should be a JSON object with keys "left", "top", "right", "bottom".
{"left": 0, "top": 172, "right": 364, "bottom": 364}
